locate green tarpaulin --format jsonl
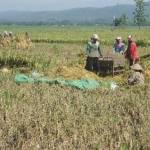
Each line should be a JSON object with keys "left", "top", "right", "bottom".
{"left": 15, "top": 74, "right": 117, "bottom": 90}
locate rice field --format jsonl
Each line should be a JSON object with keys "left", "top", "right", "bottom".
{"left": 0, "top": 25, "right": 150, "bottom": 150}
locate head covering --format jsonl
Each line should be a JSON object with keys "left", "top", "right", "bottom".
{"left": 3, "top": 31, "right": 8, "bottom": 36}
{"left": 4, "top": 31, "right": 8, "bottom": 34}
{"left": 128, "top": 35, "right": 134, "bottom": 42}
{"left": 116, "top": 36, "right": 122, "bottom": 40}
{"left": 128, "top": 35, "right": 132, "bottom": 39}
{"left": 91, "top": 34, "right": 99, "bottom": 40}
{"left": 130, "top": 64, "right": 143, "bottom": 71}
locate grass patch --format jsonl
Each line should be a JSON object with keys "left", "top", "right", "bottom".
{"left": 0, "top": 26, "right": 149, "bottom": 149}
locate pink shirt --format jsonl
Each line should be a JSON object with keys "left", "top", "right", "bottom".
{"left": 130, "top": 42, "right": 139, "bottom": 60}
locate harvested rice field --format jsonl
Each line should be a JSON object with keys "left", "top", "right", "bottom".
{"left": 0, "top": 25, "right": 150, "bottom": 149}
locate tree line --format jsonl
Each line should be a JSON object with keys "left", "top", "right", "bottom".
{"left": 0, "top": 0, "right": 148, "bottom": 27}
{"left": 113, "top": 0, "right": 148, "bottom": 28}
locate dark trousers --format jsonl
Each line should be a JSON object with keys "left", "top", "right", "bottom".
{"left": 85, "top": 57, "right": 99, "bottom": 72}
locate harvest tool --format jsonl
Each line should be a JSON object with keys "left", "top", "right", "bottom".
{"left": 98, "top": 53, "right": 125, "bottom": 76}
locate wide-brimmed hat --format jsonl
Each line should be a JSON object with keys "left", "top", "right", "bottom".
{"left": 116, "top": 36, "right": 122, "bottom": 40}
{"left": 91, "top": 34, "right": 99, "bottom": 40}
{"left": 130, "top": 64, "right": 143, "bottom": 71}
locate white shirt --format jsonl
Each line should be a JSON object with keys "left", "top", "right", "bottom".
{"left": 87, "top": 41, "right": 101, "bottom": 57}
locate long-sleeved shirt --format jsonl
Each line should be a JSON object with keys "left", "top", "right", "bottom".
{"left": 128, "top": 71, "right": 144, "bottom": 85}
{"left": 86, "top": 41, "right": 102, "bottom": 58}
{"left": 113, "top": 42, "right": 125, "bottom": 53}
{"left": 126, "top": 42, "right": 139, "bottom": 60}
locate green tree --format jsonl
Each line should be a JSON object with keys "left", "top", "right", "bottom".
{"left": 113, "top": 14, "right": 128, "bottom": 26}
{"left": 120, "top": 14, "right": 128, "bottom": 25}
{"left": 113, "top": 17, "right": 121, "bottom": 26}
{"left": 133, "top": 0, "right": 147, "bottom": 29}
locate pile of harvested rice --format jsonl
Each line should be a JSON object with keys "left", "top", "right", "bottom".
{"left": 0, "top": 37, "right": 12, "bottom": 48}
{"left": 47, "top": 64, "right": 127, "bottom": 84}
{"left": 0, "top": 33, "right": 32, "bottom": 49}
{"left": 48, "top": 64, "right": 100, "bottom": 80}
{"left": 16, "top": 37, "right": 32, "bottom": 49}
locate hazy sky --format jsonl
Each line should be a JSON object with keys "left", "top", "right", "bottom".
{"left": 0, "top": 0, "right": 140, "bottom": 11}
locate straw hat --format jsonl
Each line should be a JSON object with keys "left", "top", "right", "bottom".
{"left": 128, "top": 35, "right": 132, "bottom": 39}
{"left": 92, "top": 34, "right": 99, "bottom": 40}
{"left": 9, "top": 32, "right": 13, "bottom": 35}
{"left": 130, "top": 64, "right": 143, "bottom": 71}
{"left": 3, "top": 31, "right": 8, "bottom": 36}
{"left": 116, "top": 36, "right": 122, "bottom": 40}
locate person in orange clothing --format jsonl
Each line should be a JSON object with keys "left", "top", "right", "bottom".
{"left": 125, "top": 35, "right": 139, "bottom": 66}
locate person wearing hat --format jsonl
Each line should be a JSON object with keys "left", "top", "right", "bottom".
{"left": 113, "top": 36, "right": 125, "bottom": 54}
{"left": 8, "top": 32, "right": 13, "bottom": 37}
{"left": 125, "top": 35, "right": 139, "bottom": 66}
{"left": 128, "top": 63, "right": 144, "bottom": 85}
{"left": 85, "top": 34, "right": 102, "bottom": 73}
{"left": 3, "top": 31, "right": 9, "bottom": 38}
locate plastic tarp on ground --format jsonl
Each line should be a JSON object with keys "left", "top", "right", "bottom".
{"left": 15, "top": 74, "right": 117, "bottom": 90}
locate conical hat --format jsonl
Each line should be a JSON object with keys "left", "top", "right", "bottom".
{"left": 130, "top": 64, "right": 143, "bottom": 71}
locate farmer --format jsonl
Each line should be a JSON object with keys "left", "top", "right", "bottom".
{"left": 128, "top": 63, "right": 144, "bottom": 85}
{"left": 85, "top": 34, "right": 102, "bottom": 73}
{"left": 113, "top": 36, "right": 125, "bottom": 54}
{"left": 25, "top": 32, "right": 31, "bottom": 42}
{"left": 8, "top": 32, "right": 13, "bottom": 38}
{"left": 125, "top": 35, "right": 139, "bottom": 66}
{"left": 3, "top": 31, "right": 9, "bottom": 38}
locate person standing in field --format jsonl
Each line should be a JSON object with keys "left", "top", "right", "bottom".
{"left": 85, "top": 34, "right": 102, "bottom": 73}
{"left": 125, "top": 35, "right": 139, "bottom": 66}
{"left": 128, "top": 63, "right": 144, "bottom": 85}
{"left": 113, "top": 36, "right": 125, "bottom": 54}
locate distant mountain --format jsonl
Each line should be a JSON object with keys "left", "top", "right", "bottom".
{"left": 0, "top": 3, "right": 149, "bottom": 25}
